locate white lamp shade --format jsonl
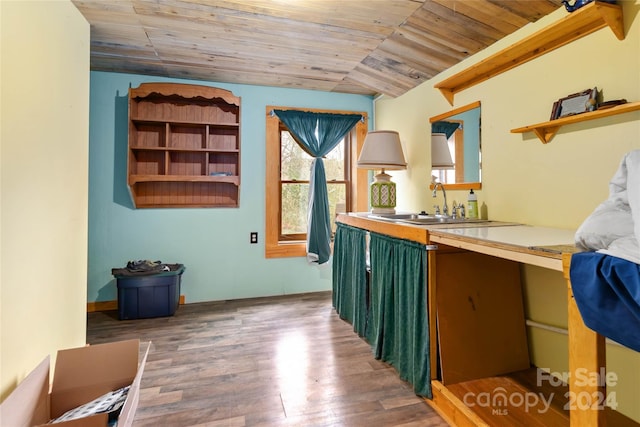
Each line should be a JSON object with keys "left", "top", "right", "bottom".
{"left": 431, "top": 133, "right": 454, "bottom": 169}
{"left": 357, "top": 130, "right": 407, "bottom": 170}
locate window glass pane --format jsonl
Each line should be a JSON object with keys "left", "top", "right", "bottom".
{"left": 324, "top": 139, "right": 345, "bottom": 181}
{"left": 327, "top": 182, "right": 346, "bottom": 234}
{"left": 280, "top": 131, "right": 345, "bottom": 181}
{"left": 433, "top": 168, "right": 455, "bottom": 184}
{"left": 281, "top": 182, "right": 346, "bottom": 236}
{"left": 280, "top": 126, "right": 348, "bottom": 238}
{"left": 281, "top": 131, "right": 312, "bottom": 181}
{"left": 281, "top": 183, "right": 308, "bottom": 235}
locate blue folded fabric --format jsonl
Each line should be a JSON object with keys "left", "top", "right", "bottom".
{"left": 570, "top": 252, "right": 640, "bottom": 352}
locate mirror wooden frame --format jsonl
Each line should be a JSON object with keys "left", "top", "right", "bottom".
{"left": 429, "top": 101, "right": 482, "bottom": 191}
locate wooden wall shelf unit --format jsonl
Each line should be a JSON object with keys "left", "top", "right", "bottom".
{"left": 434, "top": 1, "right": 624, "bottom": 105}
{"left": 511, "top": 101, "right": 640, "bottom": 143}
{"left": 128, "top": 83, "right": 241, "bottom": 208}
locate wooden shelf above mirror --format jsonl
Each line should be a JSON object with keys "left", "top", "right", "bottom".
{"left": 434, "top": 2, "right": 624, "bottom": 105}
{"left": 511, "top": 101, "right": 640, "bottom": 143}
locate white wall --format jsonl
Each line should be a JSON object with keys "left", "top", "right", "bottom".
{"left": 375, "top": 2, "right": 640, "bottom": 421}
{"left": 1, "top": 0, "right": 89, "bottom": 400}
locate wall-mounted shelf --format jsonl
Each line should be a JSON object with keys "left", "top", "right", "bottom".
{"left": 511, "top": 101, "right": 640, "bottom": 143}
{"left": 128, "top": 83, "right": 241, "bottom": 208}
{"left": 434, "top": 2, "right": 624, "bottom": 105}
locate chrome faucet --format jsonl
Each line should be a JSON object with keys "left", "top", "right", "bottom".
{"left": 458, "top": 202, "right": 466, "bottom": 218}
{"left": 432, "top": 182, "right": 448, "bottom": 217}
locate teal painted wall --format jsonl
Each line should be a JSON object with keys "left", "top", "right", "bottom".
{"left": 88, "top": 71, "right": 373, "bottom": 303}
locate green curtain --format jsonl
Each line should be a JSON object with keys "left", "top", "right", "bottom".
{"left": 272, "top": 110, "right": 362, "bottom": 265}
{"left": 432, "top": 120, "right": 460, "bottom": 139}
{"left": 367, "top": 232, "right": 431, "bottom": 397}
{"left": 332, "top": 223, "right": 368, "bottom": 337}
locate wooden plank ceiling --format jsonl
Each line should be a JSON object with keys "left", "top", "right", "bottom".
{"left": 72, "top": 0, "right": 563, "bottom": 98}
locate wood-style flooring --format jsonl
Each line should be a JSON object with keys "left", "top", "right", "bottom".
{"left": 86, "top": 291, "right": 449, "bottom": 427}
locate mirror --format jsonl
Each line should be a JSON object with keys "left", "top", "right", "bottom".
{"left": 430, "top": 101, "right": 481, "bottom": 189}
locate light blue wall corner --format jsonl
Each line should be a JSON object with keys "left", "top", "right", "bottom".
{"left": 88, "top": 71, "right": 373, "bottom": 303}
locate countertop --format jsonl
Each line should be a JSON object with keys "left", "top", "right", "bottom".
{"left": 428, "top": 224, "right": 577, "bottom": 251}
{"left": 336, "top": 213, "right": 578, "bottom": 271}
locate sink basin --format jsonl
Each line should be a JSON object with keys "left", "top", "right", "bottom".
{"left": 398, "top": 217, "right": 489, "bottom": 225}
{"left": 367, "top": 212, "right": 422, "bottom": 220}
{"left": 367, "top": 213, "right": 490, "bottom": 226}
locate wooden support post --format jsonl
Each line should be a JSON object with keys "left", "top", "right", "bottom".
{"left": 564, "top": 254, "right": 606, "bottom": 426}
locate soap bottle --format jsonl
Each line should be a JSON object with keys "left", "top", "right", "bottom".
{"left": 467, "top": 189, "right": 478, "bottom": 219}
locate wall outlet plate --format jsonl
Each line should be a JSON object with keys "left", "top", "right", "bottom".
{"left": 250, "top": 232, "right": 258, "bottom": 244}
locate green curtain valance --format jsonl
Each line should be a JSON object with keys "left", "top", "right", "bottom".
{"left": 432, "top": 120, "right": 460, "bottom": 139}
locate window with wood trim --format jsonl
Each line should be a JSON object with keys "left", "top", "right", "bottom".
{"left": 265, "top": 106, "right": 369, "bottom": 258}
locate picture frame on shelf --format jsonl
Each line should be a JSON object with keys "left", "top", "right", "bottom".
{"left": 549, "top": 100, "right": 561, "bottom": 120}
{"left": 550, "top": 87, "right": 598, "bottom": 120}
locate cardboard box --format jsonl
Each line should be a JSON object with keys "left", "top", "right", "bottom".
{"left": 0, "top": 339, "right": 149, "bottom": 427}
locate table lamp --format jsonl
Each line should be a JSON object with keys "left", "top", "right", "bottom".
{"left": 431, "top": 132, "right": 454, "bottom": 168}
{"left": 357, "top": 130, "right": 407, "bottom": 214}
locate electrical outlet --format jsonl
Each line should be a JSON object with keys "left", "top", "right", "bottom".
{"left": 250, "top": 232, "right": 258, "bottom": 244}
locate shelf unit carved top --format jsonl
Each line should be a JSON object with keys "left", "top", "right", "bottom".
{"left": 434, "top": 2, "right": 624, "bottom": 105}
{"left": 130, "top": 82, "right": 240, "bottom": 106}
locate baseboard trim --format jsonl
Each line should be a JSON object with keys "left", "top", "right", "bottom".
{"left": 87, "top": 295, "right": 186, "bottom": 313}
{"left": 87, "top": 300, "right": 118, "bottom": 312}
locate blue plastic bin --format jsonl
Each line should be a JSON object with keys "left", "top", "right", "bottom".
{"left": 114, "top": 264, "right": 185, "bottom": 320}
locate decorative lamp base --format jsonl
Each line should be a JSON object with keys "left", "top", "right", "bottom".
{"left": 370, "top": 171, "right": 396, "bottom": 214}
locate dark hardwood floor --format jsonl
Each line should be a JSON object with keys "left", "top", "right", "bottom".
{"left": 87, "top": 291, "right": 449, "bottom": 427}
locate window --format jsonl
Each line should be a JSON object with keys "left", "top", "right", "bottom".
{"left": 279, "top": 124, "right": 349, "bottom": 241}
{"left": 266, "top": 106, "right": 368, "bottom": 258}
